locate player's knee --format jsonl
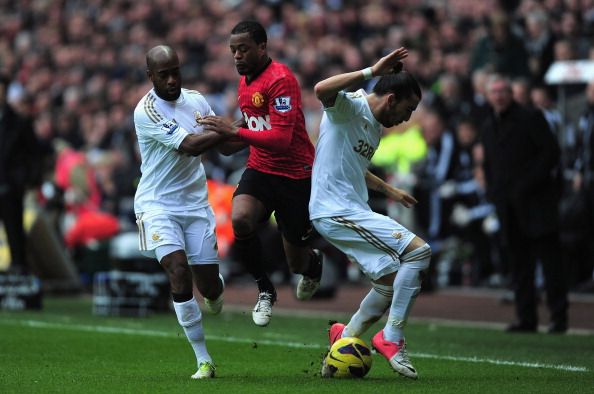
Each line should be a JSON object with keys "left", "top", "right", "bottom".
{"left": 165, "top": 260, "right": 193, "bottom": 293}
{"left": 401, "top": 243, "right": 431, "bottom": 271}
{"left": 372, "top": 282, "right": 394, "bottom": 299}
{"left": 231, "top": 214, "right": 257, "bottom": 238}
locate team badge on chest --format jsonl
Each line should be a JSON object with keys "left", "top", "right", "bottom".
{"left": 252, "top": 92, "right": 265, "bottom": 107}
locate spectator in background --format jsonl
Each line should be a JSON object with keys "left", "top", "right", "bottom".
{"left": 529, "top": 84, "right": 580, "bottom": 285}
{"left": 558, "top": 11, "right": 591, "bottom": 59}
{"left": 551, "top": 37, "right": 590, "bottom": 124}
{"left": 569, "top": 80, "right": 594, "bottom": 290}
{"left": 428, "top": 73, "right": 472, "bottom": 130}
{"left": 371, "top": 108, "right": 427, "bottom": 231}
{"left": 414, "top": 109, "right": 456, "bottom": 242}
{"left": 481, "top": 74, "right": 568, "bottom": 333}
{"left": 553, "top": 38, "right": 575, "bottom": 61}
{"left": 511, "top": 77, "right": 532, "bottom": 107}
{"left": 413, "top": 108, "right": 456, "bottom": 289}
{"left": 446, "top": 118, "right": 498, "bottom": 286}
{"left": 470, "top": 10, "right": 531, "bottom": 79}
{"left": 0, "top": 74, "right": 40, "bottom": 274}
{"left": 468, "top": 68, "right": 492, "bottom": 127}
{"left": 530, "top": 84, "right": 564, "bottom": 139}
{"left": 53, "top": 141, "right": 102, "bottom": 218}
{"left": 522, "top": 8, "right": 556, "bottom": 84}
{"left": 473, "top": 143, "right": 506, "bottom": 286}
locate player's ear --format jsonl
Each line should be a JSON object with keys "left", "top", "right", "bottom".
{"left": 388, "top": 93, "right": 398, "bottom": 107}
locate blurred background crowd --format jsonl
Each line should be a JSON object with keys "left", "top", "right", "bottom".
{"left": 1, "top": 0, "right": 593, "bottom": 295}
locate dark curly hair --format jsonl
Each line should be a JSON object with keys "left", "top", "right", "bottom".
{"left": 231, "top": 20, "right": 267, "bottom": 44}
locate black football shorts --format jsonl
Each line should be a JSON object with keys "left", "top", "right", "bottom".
{"left": 233, "top": 168, "right": 313, "bottom": 246}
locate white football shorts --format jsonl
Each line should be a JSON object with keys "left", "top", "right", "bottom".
{"left": 135, "top": 207, "right": 220, "bottom": 265}
{"left": 312, "top": 210, "right": 415, "bottom": 280}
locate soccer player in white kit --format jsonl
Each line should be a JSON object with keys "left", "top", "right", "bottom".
{"left": 311, "top": 47, "right": 431, "bottom": 379}
{"left": 134, "top": 45, "right": 229, "bottom": 379}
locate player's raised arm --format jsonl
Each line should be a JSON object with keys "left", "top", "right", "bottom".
{"left": 314, "top": 47, "right": 408, "bottom": 107}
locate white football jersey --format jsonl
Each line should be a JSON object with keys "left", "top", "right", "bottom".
{"left": 134, "top": 88, "right": 215, "bottom": 214}
{"left": 310, "top": 89, "right": 382, "bottom": 219}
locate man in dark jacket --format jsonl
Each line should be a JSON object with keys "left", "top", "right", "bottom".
{"left": 481, "top": 74, "right": 568, "bottom": 333}
{"left": 571, "top": 80, "right": 594, "bottom": 289}
{"left": 0, "top": 74, "right": 40, "bottom": 273}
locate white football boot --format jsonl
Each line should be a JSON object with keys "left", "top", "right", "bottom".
{"left": 191, "top": 361, "right": 216, "bottom": 379}
{"left": 296, "top": 249, "right": 323, "bottom": 300}
{"left": 252, "top": 291, "right": 276, "bottom": 326}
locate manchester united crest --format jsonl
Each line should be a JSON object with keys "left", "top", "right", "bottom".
{"left": 252, "top": 92, "right": 264, "bottom": 107}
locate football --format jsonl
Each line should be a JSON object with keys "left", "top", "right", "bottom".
{"left": 321, "top": 337, "right": 373, "bottom": 378}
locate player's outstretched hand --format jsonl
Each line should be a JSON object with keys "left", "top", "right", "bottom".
{"left": 371, "top": 47, "right": 408, "bottom": 77}
{"left": 198, "top": 115, "right": 239, "bottom": 136}
{"left": 387, "top": 186, "right": 418, "bottom": 208}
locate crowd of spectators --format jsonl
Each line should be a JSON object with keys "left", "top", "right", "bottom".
{"left": 1, "top": 0, "right": 593, "bottom": 291}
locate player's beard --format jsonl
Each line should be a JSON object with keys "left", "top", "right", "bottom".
{"left": 160, "top": 86, "right": 181, "bottom": 101}
{"left": 235, "top": 60, "right": 253, "bottom": 75}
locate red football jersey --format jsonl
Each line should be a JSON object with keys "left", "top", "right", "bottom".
{"left": 236, "top": 60, "right": 314, "bottom": 179}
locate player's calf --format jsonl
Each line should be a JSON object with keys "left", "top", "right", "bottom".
{"left": 203, "top": 273, "right": 225, "bottom": 315}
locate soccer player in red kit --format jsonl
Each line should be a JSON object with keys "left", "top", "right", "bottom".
{"left": 199, "top": 20, "right": 322, "bottom": 327}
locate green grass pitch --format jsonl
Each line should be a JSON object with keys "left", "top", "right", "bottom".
{"left": 1, "top": 296, "right": 593, "bottom": 393}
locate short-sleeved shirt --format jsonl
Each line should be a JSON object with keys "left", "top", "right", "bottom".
{"left": 237, "top": 60, "right": 314, "bottom": 179}
{"left": 133, "top": 88, "right": 215, "bottom": 214}
{"left": 309, "top": 89, "right": 382, "bottom": 219}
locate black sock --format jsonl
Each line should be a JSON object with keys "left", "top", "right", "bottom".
{"left": 255, "top": 277, "right": 276, "bottom": 295}
{"left": 302, "top": 250, "right": 322, "bottom": 279}
{"left": 234, "top": 235, "right": 274, "bottom": 293}
{"left": 171, "top": 292, "right": 194, "bottom": 303}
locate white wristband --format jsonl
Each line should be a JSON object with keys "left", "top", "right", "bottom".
{"left": 361, "top": 67, "right": 373, "bottom": 80}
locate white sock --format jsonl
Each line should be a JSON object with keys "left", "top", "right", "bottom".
{"left": 173, "top": 297, "right": 211, "bottom": 366}
{"left": 344, "top": 283, "right": 392, "bottom": 338}
{"left": 384, "top": 244, "right": 431, "bottom": 343}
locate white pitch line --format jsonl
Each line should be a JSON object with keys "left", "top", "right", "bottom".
{"left": 2, "top": 319, "right": 321, "bottom": 349}
{"left": 0, "top": 319, "right": 588, "bottom": 373}
{"left": 414, "top": 353, "right": 588, "bottom": 373}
